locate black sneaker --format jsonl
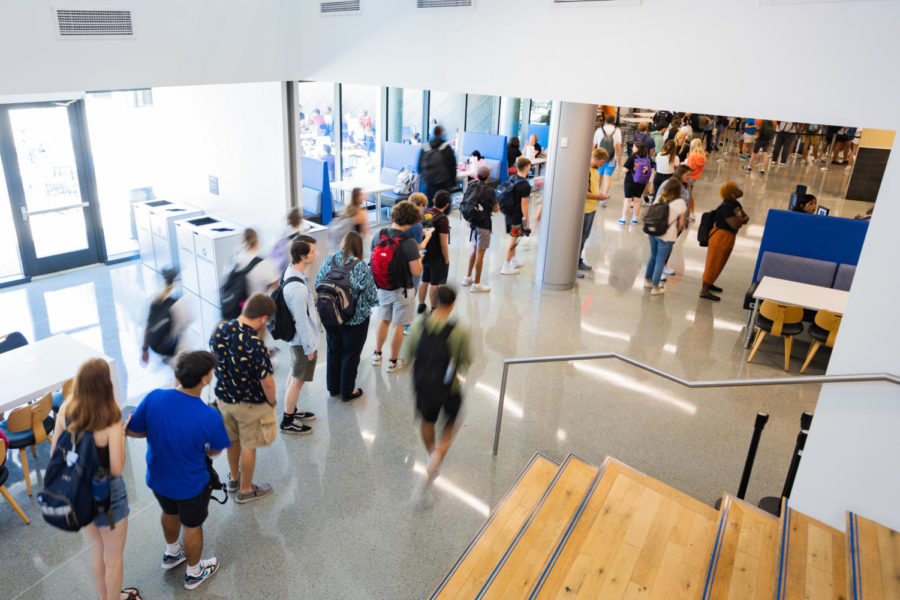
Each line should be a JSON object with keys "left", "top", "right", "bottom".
{"left": 280, "top": 420, "right": 312, "bottom": 435}
{"left": 417, "top": 303, "right": 427, "bottom": 314}
{"left": 292, "top": 410, "right": 316, "bottom": 421}
{"left": 578, "top": 261, "right": 593, "bottom": 271}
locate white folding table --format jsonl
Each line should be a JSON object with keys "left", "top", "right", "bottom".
{"left": 330, "top": 180, "right": 394, "bottom": 224}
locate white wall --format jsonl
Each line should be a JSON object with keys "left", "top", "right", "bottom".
{"left": 150, "top": 82, "right": 288, "bottom": 247}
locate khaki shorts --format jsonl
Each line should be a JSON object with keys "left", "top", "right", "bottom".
{"left": 218, "top": 401, "right": 277, "bottom": 449}
{"left": 290, "top": 346, "right": 317, "bottom": 381}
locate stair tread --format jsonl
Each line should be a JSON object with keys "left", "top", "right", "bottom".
{"left": 478, "top": 454, "right": 600, "bottom": 600}
{"left": 531, "top": 457, "right": 718, "bottom": 600}
{"left": 702, "top": 493, "right": 779, "bottom": 600}
{"left": 776, "top": 505, "right": 847, "bottom": 600}
{"left": 848, "top": 511, "right": 900, "bottom": 600}
{"left": 431, "top": 453, "right": 560, "bottom": 599}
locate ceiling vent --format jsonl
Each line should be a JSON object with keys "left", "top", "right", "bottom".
{"left": 417, "top": 0, "right": 474, "bottom": 8}
{"left": 54, "top": 8, "right": 134, "bottom": 39}
{"left": 553, "top": 0, "right": 641, "bottom": 5}
{"left": 320, "top": 0, "right": 361, "bottom": 14}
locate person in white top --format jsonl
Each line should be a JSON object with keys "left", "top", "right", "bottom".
{"left": 643, "top": 180, "right": 687, "bottom": 295}
{"left": 650, "top": 139, "right": 680, "bottom": 200}
{"left": 592, "top": 115, "right": 623, "bottom": 199}
{"left": 234, "top": 229, "right": 280, "bottom": 297}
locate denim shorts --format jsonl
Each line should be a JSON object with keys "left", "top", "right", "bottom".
{"left": 93, "top": 475, "right": 130, "bottom": 527}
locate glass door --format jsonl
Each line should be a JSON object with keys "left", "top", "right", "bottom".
{"left": 0, "top": 100, "right": 102, "bottom": 277}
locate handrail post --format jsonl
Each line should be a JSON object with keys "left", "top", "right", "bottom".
{"left": 492, "top": 361, "right": 510, "bottom": 456}
{"left": 737, "top": 413, "right": 768, "bottom": 499}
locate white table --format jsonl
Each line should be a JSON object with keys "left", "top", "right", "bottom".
{"left": 330, "top": 180, "right": 395, "bottom": 224}
{"left": 743, "top": 276, "right": 849, "bottom": 348}
{"left": 622, "top": 117, "right": 652, "bottom": 124}
{"left": 530, "top": 156, "right": 547, "bottom": 177}
{"left": 0, "top": 334, "right": 121, "bottom": 414}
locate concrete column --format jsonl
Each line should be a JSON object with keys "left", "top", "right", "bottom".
{"left": 499, "top": 97, "right": 521, "bottom": 139}
{"left": 535, "top": 101, "right": 596, "bottom": 290}
{"left": 388, "top": 87, "right": 403, "bottom": 143}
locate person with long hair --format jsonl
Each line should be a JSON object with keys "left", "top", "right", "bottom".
{"left": 644, "top": 182, "right": 687, "bottom": 295}
{"left": 51, "top": 359, "right": 138, "bottom": 600}
{"left": 619, "top": 140, "right": 650, "bottom": 225}
{"left": 701, "top": 182, "right": 749, "bottom": 301}
{"left": 651, "top": 139, "right": 680, "bottom": 200}
{"left": 315, "top": 230, "right": 379, "bottom": 400}
{"left": 685, "top": 138, "right": 707, "bottom": 220}
{"left": 344, "top": 188, "right": 370, "bottom": 237}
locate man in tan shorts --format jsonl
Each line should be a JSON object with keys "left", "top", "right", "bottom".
{"left": 210, "top": 293, "right": 278, "bottom": 504}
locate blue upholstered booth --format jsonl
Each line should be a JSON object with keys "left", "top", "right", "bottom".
{"left": 301, "top": 156, "right": 334, "bottom": 225}
{"left": 525, "top": 123, "right": 550, "bottom": 150}
{"left": 460, "top": 132, "right": 508, "bottom": 183}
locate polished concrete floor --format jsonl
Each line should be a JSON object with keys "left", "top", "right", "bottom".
{"left": 0, "top": 149, "right": 872, "bottom": 599}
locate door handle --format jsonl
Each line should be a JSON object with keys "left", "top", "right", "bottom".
{"left": 20, "top": 206, "right": 28, "bottom": 223}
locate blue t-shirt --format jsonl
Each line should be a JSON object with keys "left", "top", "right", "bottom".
{"left": 129, "top": 389, "right": 231, "bottom": 500}
{"left": 407, "top": 222, "right": 424, "bottom": 244}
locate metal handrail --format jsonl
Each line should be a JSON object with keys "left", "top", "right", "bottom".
{"left": 492, "top": 352, "right": 900, "bottom": 455}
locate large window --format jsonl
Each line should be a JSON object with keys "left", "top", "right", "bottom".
{"left": 0, "top": 157, "right": 23, "bottom": 281}
{"left": 340, "top": 83, "right": 380, "bottom": 181}
{"left": 530, "top": 100, "right": 552, "bottom": 124}
{"left": 297, "top": 81, "right": 338, "bottom": 181}
{"left": 465, "top": 94, "right": 499, "bottom": 135}
{"left": 85, "top": 90, "right": 157, "bottom": 259}
{"left": 387, "top": 88, "right": 424, "bottom": 145}
{"left": 428, "top": 91, "right": 464, "bottom": 151}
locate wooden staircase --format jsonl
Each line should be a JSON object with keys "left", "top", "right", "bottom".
{"left": 431, "top": 452, "right": 900, "bottom": 600}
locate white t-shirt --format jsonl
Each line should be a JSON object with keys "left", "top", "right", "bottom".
{"left": 654, "top": 153, "right": 678, "bottom": 175}
{"left": 592, "top": 125, "right": 623, "bottom": 159}
{"left": 659, "top": 198, "right": 687, "bottom": 243}
{"left": 233, "top": 250, "right": 280, "bottom": 296}
{"left": 680, "top": 124, "right": 693, "bottom": 138}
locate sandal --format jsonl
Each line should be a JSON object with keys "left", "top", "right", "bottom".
{"left": 342, "top": 388, "right": 364, "bottom": 402}
{"left": 699, "top": 292, "right": 721, "bottom": 302}
{"left": 121, "top": 588, "right": 142, "bottom": 600}
{"left": 708, "top": 284, "right": 723, "bottom": 293}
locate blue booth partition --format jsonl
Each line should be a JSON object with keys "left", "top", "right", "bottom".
{"left": 460, "top": 131, "right": 508, "bottom": 183}
{"left": 525, "top": 123, "right": 550, "bottom": 150}
{"left": 752, "top": 209, "right": 869, "bottom": 282}
{"left": 301, "top": 156, "right": 334, "bottom": 225}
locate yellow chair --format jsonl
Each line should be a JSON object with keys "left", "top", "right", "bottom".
{"left": 747, "top": 300, "right": 805, "bottom": 371}
{"left": 0, "top": 393, "right": 54, "bottom": 496}
{"left": 800, "top": 311, "right": 842, "bottom": 373}
{"left": 0, "top": 436, "right": 30, "bottom": 524}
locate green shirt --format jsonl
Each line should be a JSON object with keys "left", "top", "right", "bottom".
{"left": 401, "top": 316, "right": 472, "bottom": 393}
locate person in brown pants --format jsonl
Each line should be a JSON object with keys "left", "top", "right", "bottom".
{"left": 701, "top": 182, "right": 749, "bottom": 301}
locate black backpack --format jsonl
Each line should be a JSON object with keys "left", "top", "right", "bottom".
{"left": 642, "top": 201, "right": 671, "bottom": 237}
{"left": 220, "top": 256, "right": 262, "bottom": 320}
{"left": 697, "top": 210, "right": 717, "bottom": 247}
{"left": 146, "top": 296, "right": 177, "bottom": 356}
{"left": 496, "top": 175, "right": 523, "bottom": 216}
{"left": 412, "top": 321, "right": 456, "bottom": 403}
{"left": 460, "top": 182, "right": 488, "bottom": 224}
{"left": 316, "top": 255, "right": 359, "bottom": 327}
{"left": 38, "top": 429, "right": 108, "bottom": 532}
{"left": 268, "top": 276, "right": 303, "bottom": 342}
{"left": 421, "top": 141, "right": 451, "bottom": 185}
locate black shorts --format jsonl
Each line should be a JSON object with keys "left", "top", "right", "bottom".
{"left": 624, "top": 180, "right": 646, "bottom": 199}
{"left": 154, "top": 488, "right": 212, "bottom": 528}
{"left": 422, "top": 261, "right": 449, "bottom": 285}
{"left": 753, "top": 137, "right": 773, "bottom": 153}
{"left": 416, "top": 390, "right": 461, "bottom": 424}
{"left": 505, "top": 215, "right": 524, "bottom": 236}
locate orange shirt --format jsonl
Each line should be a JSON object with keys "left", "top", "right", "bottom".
{"left": 686, "top": 153, "right": 706, "bottom": 180}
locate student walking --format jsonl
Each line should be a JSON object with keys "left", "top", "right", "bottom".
{"left": 619, "top": 141, "right": 652, "bottom": 225}
{"left": 578, "top": 148, "right": 610, "bottom": 275}
{"left": 51, "top": 360, "right": 135, "bottom": 600}
{"left": 141, "top": 267, "right": 190, "bottom": 367}
{"left": 315, "top": 231, "right": 378, "bottom": 401}
{"left": 371, "top": 202, "right": 425, "bottom": 372}
{"left": 497, "top": 157, "right": 532, "bottom": 275}
{"left": 403, "top": 286, "right": 472, "bottom": 506}
{"left": 460, "top": 164, "right": 499, "bottom": 293}
{"left": 701, "top": 182, "right": 749, "bottom": 301}
{"left": 643, "top": 183, "right": 687, "bottom": 295}
{"left": 418, "top": 190, "right": 452, "bottom": 311}
{"left": 126, "top": 351, "right": 229, "bottom": 591}
{"left": 745, "top": 119, "right": 776, "bottom": 174}
{"left": 418, "top": 126, "right": 457, "bottom": 207}
{"left": 210, "top": 293, "right": 278, "bottom": 503}
{"left": 279, "top": 235, "right": 320, "bottom": 435}
{"left": 593, "top": 115, "right": 623, "bottom": 199}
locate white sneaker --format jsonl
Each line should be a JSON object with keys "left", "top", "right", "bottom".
{"left": 461, "top": 276, "right": 473, "bottom": 286}
{"left": 599, "top": 200, "right": 608, "bottom": 208}
{"left": 509, "top": 257, "right": 522, "bottom": 269}
{"left": 500, "top": 265, "right": 520, "bottom": 276}
{"left": 371, "top": 351, "right": 382, "bottom": 366}
{"left": 470, "top": 283, "right": 491, "bottom": 293}
{"left": 662, "top": 266, "right": 675, "bottom": 276}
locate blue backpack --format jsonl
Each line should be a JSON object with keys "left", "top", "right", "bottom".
{"left": 38, "top": 429, "right": 108, "bottom": 531}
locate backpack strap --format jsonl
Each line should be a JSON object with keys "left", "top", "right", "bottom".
{"left": 240, "top": 256, "right": 264, "bottom": 275}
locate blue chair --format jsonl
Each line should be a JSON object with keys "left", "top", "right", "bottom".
{"left": 0, "top": 332, "right": 27, "bottom": 354}
{"left": 0, "top": 393, "right": 54, "bottom": 497}
{"left": 0, "top": 435, "right": 30, "bottom": 524}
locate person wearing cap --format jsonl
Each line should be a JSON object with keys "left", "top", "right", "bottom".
{"left": 141, "top": 267, "right": 192, "bottom": 366}
{"left": 700, "top": 181, "right": 749, "bottom": 301}
{"left": 461, "top": 163, "right": 499, "bottom": 293}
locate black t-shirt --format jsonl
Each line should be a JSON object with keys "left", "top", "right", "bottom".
{"left": 423, "top": 208, "right": 450, "bottom": 264}
{"left": 714, "top": 199, "right": 743, "bottom": 232}
{"left": 507, "top": 146, "right": 521, "bottom": 168}
{"left": 624, "top": 155, "right": 636, "bottom": 185}
{"left": 506, "top": 177, "right": 532, "bottom": 222}
{"left": 372, "top": 227, "right": 420, "bottom": 288}
{"left": 468, "top": 183, "right": 498, "bottom": 231}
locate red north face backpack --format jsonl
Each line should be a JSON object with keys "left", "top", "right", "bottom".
{"left": 370, "top": 229, "right": 411, "bottom": 290}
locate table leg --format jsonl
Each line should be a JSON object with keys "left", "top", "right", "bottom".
{"left": 376, "top": 191, "right": 382, "bottom": 224}
{"left": 744, "top": 301, "right": 760, "bottom": 349}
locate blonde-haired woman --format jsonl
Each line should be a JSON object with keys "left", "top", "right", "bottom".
{"left": 51, "top": 359, "right": 140, "bottom": 600}
{"left": 685, "top": 138, "right": 707, "bottom": 220}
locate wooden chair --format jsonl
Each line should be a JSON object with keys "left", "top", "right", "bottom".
{"left": 0, "top": 393, "right": 54, "bottom": 496}
{"left": 0, "top": 436, "right": 30, "bottom": 524}
{"left": 52, "top": 378, "right": 74, "bottom": 415}
{"left": 800, "top": 311, "right": 843, "bottom": 373}
{"left": 747, "top": 300, "right": 805, "bottom": 371}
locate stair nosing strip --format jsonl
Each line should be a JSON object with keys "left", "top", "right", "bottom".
{"left": 701, "top": 494, "right": 733, "bottom": 600}
{"left": 429, "top": 451, "right": 559, "bottom": 599}
{"left": 473, "top": 454, "right": 592, "bottom": 600}
{"left": 849, "top": 512, "right": 861, "bottom": 600}
{"left": 776, "top": 504, "right": 792, "bottom": 600}
{"left": 526, "top": 457, "right": 610, "bottom": 600}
